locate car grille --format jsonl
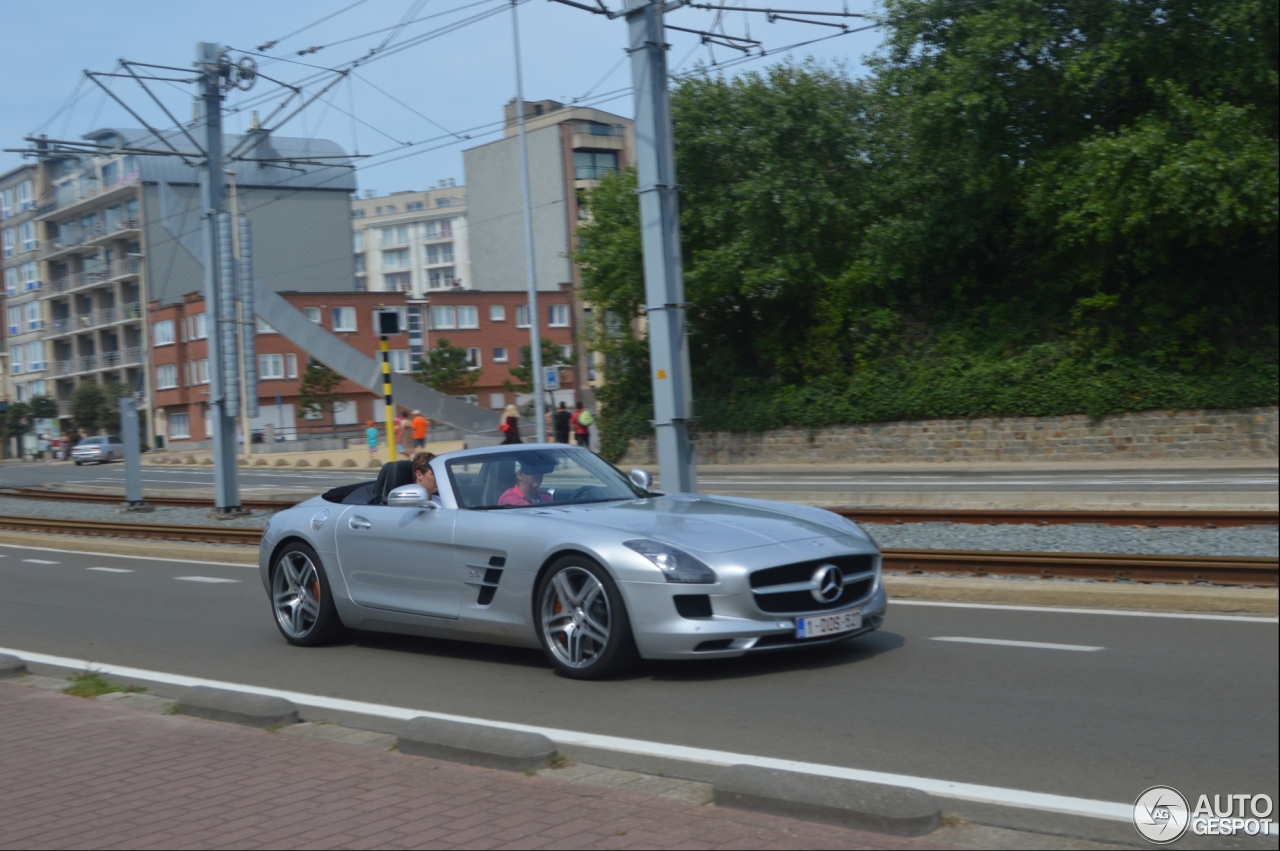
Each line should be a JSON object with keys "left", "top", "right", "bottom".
{"left": 750, "top": 554, "right": 876, "bottom": 614}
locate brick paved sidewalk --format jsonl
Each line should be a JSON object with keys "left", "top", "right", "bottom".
{"left": 0, "top": 684, "right": 953, "bottom": 851}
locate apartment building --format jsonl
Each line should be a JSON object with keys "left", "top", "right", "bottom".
{"left": 151, "top": 290, "right": 417, "bottom": 444}
{"left": 350, "top": 184, "right": 470, "bottom": 297}
{"left": 463, "top": 100, "right": 635, "bottom": 405}
{"left": 423, "top": 287, "right": 578, "bottom": 411}
{"left": 2, "top": 164, "right": 52, "bottom": 411}
{"left": 18, "top": 127, "right": 357, "bottom": 444}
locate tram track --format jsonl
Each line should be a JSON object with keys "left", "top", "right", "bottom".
{"left": 0, "top": 511, "right": 1273, "bottom": 587}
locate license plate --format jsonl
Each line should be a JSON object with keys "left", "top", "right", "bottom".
{"left": 795, "top": 609, "right": 862, "bottom": 639}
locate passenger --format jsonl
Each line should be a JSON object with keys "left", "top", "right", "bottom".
{"left": 497, "top": 461, "right": 553, "bottom": 507}
{"left": 411, "top": 451, "right": 442, "bottom": 506}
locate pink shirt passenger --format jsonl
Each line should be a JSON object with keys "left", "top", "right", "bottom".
{"left": 498, "top": 485, "right": 553, "bottom": 507}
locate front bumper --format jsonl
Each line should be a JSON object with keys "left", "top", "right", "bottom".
{"left": 621, "top": 579, "right": 887, "bottom": 660}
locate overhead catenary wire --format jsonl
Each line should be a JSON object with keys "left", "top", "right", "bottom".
{"left": 256, "top": 0, "right": 374, "bottom": 52}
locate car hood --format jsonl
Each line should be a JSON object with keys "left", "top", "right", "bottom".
{"left": 551, "top": 494, "right": 858, "bottom": 553}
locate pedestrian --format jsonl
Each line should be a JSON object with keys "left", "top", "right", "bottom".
{"left": 411, "top": 409, "right": 429, "bottom": 449}
{"left": 500, "top": 403, "right": 522, "bottom": 444}
{"left": 365, "top": 420, "right": 379, "bottom": 460}
{"left": 38, "top": 433, "right": 51, "bottom": 463}
{"left": 394, "top": 414, "right": 409, "bottom": 458}
{"left": 571, "top": 401, "right": 594, "bottom": 448}
{"left": 553, "top": 402, "right": 572, "bottom": 444}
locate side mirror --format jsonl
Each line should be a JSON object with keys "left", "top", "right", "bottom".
{"left": 629, "top": 468, "right": 653, "bottom": 491}
{"left": 387, "top": 484, "right": 434, "bottom": 508}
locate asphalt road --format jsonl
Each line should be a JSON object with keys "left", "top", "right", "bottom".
{"left": 2, "top": 461, "right": 1275, "bottom": 496}
{"left": 1, "top": 541, "right": 1274, "bottom": 820}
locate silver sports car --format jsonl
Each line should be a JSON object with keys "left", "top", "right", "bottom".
{"left": 258, "top": 445, "right": 886, "bottom": 679}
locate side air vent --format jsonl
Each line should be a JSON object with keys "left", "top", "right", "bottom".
{"left": 469, "top": 565, "right": 504, "bottom": 606}
{"left": 674, "top": 594, "right": 713, "bottom": 619}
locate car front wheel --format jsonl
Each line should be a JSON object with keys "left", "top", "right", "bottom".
{"left": 270, "top": 542, "right": 347, "bottom": 646}
{"left": 535, "top": 557, "right": 639, "bottom": 680}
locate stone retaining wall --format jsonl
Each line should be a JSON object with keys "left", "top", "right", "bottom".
{"left": 618, "top": 407, "right": 1278, "bottom": 466}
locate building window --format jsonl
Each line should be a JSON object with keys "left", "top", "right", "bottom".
{"left": 20, "top": 261, "right": 39, "bottom": 291}
{"left": 10, "top": 345, "right": 23, "bottom": 374}
{"left": 389, "top": 350, "right": 411, "bottom": 373}
{"left": 153, "top": 319, "right": 175, "bottom": 346}
{"left": 456, "top": 305, "right": 479, "bottom": 329}
{"left": 156, "top": 364, "right": 178, "bottom": 389}
{"left": 351, "top": 209, "right": 366, "bottom": 219}
{"left": 466, "top": 347, "right": 481, "bottom": 368}
{"left": 372, "top": 306, "right": 407, "bottom": 332}
{"left": 0, "top": 188, "right": 10, "bottom": 219}
{"left": 383, "top": 272, "right": 411, "bottom": 292}
{"left": 425, "top": 243, "right": 454, "bottom": 265}
{"left": 7, "top": 306, "right": 20, "bottom": 335}
{"left": 304, "top": 306, "right": 322, "bottom": 324}
{"left": 515, "top": 304, "right": 530, "bottom": 328}
{"left": 332, "top": 306, "right": 357, "bottom": 331}
{"left": 26, "top": 341, "right": 44, "bottom": 371}
{"left": 574, "top": 150, "right": 619, "bottom": 180}
{"left": 24, "top": 302, "right": 42, "bottom": 332}
{"left": 20, "top": 221, "right": 38, "bottom": 252}
{"left": 169, "top": 413, "right": 191, "bottom": 440}
{"left": 4, "top": 268, "right": 16, "bottom": 296}
{"left": 381, "top": 226, "right": 409, "bottom": 246}
{"left": 194, "top": 359, "right": 210, "bottom": 384}
{"left": 489, "top": 304, "right": 506, "bottom": 322}
{"left": 548, "top": 304, "right": 570, "bottom": 327}
{"left": 382, "top": 248, "right": 409, "bottom": 269}
{"left": 353, "top": 231, "right": 365, "bottom": 252}
{"left": 17, "top": 181, "right": 32, "bottom": 209}
{"left": 406, "top": 201, "right": 424, "bottom": 211}
{"left": 561, "top": 344, "right": 573, "bottom": 361}
{"left": 2, "top": 228, "right": 13, "bottom": 258}
{"left": 185, "top": 312, "right": 208, "bottom": 341}
{"left": 428, "top": 268, "right": 456, "bottom": 289}
{"left": 354, "top": 255, "right": 366, "bottom": 274}
{"left": 260, "top": 354, "right": 284, "bottom": 379}
{"left": 493, "top": 347, "right": 508, "bottom": 363}
{"left": 429, "top": 306, "right": 456, "bottom": 330}
{"left": 489, "top": 393, "right": 506, "bottom": 409}
{"left": 256, "top": 317, "right": 277, "bottom": 334}
{"left": 286, "top": 353, "right": 298, "bottom": 379}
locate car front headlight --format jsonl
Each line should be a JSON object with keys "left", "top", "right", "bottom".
{"left": 623, "top": 539, "right": 717, "bottom": 584}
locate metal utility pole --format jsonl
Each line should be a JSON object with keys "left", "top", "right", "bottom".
{"left": 197, "top": 41, "right": 242, "bottom": 512}
{"left": 511, "top": 0, "right": 545, "bottom": 442}
{"left": 624, "top": 0, "right": 697, "bottom": 492}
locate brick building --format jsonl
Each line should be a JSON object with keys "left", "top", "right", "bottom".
{"left": 423, "top": 286, "right": 578, "bottom": 412}
{"left": 151, "top": 291, "right": 418, "bottom": 446}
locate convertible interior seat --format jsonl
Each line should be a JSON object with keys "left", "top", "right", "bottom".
{"left": 377, "top": 460, "right": 416, "bottom": 504}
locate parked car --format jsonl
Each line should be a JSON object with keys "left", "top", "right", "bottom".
{"left": 72, "top": 435, "right": 124, "bottom": 465}
{"left": 258, "top": 445, "right": 885, "bottom": 679}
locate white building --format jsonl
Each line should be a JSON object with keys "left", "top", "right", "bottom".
{"left": 350, "top": 183, "right": 470, "bottom": 298}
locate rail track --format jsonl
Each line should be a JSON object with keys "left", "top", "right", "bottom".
{"left": 0, "top": 512, "right": 1274, "bottom": 587}
{"left": 3, "top": 487, "right": 1276, "bottom": 528}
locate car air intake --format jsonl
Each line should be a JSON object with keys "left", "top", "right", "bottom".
{"left": 476, "top": 567, "right": 503, "bottom": 605}
{"left": 750, "top": 554, "right": 876, "bottom": 614}
{"left": 673, "top": 594, "right": 713, "bottom": 619}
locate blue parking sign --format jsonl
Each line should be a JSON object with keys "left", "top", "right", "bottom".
{"left": 544, "top": 367, "right": 560, "bottom": 390}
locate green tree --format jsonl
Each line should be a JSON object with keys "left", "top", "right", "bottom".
{"left": 70, "top": 383, "right": 108, "bottom": 434}
{"left": 415, "top": 338, "right": 479, "bottom": 396}
{"left": 4, "top": 402, "right": 32, "bottom": 443}
{"left": 28, "top": 395, "right": 58, "bottom": 420}
{"left": 502, "top": 337, "right": 570, "bottom": 395}
{"left": 297, "top": 359, "right": 346, "bottom": 420}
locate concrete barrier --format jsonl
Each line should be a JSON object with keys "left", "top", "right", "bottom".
{"left": 175, "top": 686, "right": 298, "bottom": 729}
{"left": 0, "top": 653, "right": 27, "bottom": 679}
{"left": 397, "top": 716, "right": 555, "bottom": 772}
{"left": 712, "top": 764, "right": 940, "bottom": 837}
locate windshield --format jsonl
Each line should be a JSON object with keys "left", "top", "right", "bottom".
{"left": 446, "top": 448, "right": 647, "bottom": 509}
{"left": 81, "top": 438, "right": 105, "bottom": 445}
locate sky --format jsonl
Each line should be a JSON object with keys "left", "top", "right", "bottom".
{"left": 1, "top": 0, "right": 886, "bottom": 195}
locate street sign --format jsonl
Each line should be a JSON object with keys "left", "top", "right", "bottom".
{"left": 544, "top": 367, "right": 559, "bottom": 390}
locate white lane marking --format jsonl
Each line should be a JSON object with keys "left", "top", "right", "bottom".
{"left": 22, "top": 559, "right": 60, "bottom": 565}
{"left": 0, "top": 646, "right": 1133, "bottom": 824}
{"left": 0, "top": 543, "right": 254, "bottom": 568}
{"left": 932, "top": 636, "right": 1104, "bottom": 652}
{"left": 87, "top": 567, "right": 134, "bottom": 573}
{"left": 891, "top": 599, "right": 1280, "bottom": 624}
{"left": 174, "top": 576, "right": 241, "bottom": 584}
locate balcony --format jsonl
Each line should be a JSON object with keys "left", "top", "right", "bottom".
{"left": 48, "top": 259, "right": 141, "bottom": 294}
{"left": 53, "top": 346, "right": 143, "bottom": 377}
{"left": 568, "top": 123, "right": 625, "bottom": 137}
{"left": 573, "top": 165, "right": 619, "bottom": 181}
{"left": 44, "top": 175, "right": 141, "bottom": 218}
{"left": 49, "top": 302, "right": 144, "bottom": 336}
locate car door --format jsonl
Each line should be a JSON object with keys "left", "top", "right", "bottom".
{"left": 334, "top": 502, "right": 460, "bottom": 619}
{"left": 108, "top": 435, "right": 123, "bottom": 460}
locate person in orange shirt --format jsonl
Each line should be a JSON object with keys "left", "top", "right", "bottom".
{"left": 411, "top": 409, "right": 429, "bottom": 449}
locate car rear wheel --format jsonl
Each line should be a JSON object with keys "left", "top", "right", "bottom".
{"left": 270, "top": 542, "right": 347, "bottom": 646}
{"left": 535, "top": 557, "right": 639, "bottom": 680}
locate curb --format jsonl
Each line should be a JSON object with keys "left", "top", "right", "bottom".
{"left": 712, "top": 764, "right": 941, "bottom": 837}
{"left": 397, "top": 715, "right": 555, "bottom": 772}
{"left": 0, "top": 654, "right": 26, "bottom": 679}
{"left": 175, "top": 686, "right": 298, "bottom": 729}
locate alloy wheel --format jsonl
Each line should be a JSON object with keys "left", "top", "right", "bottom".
{"left": 540, "top": 566, "right": 612, "bottom": 669}
{"left": 273, "top": 550, "right": 322, "bottom": 639}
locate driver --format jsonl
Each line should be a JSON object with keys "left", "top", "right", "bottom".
{"left": 411, "top": 451, "right": 442, "bottom": 506}
{"left": 498, "top": 460, "right": 554, "bottom": 507}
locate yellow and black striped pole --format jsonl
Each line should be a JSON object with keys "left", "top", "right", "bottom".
{"left": 381, "top": 336, "right": 395, "bottom": 457}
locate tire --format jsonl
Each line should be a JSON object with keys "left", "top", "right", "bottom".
{"left": 74, "top": 461, "right": 82, "bottom": 466}
{"left": 535, "top": 556, "right": 639, "bottom": 680}
{"left": 269, "top": 541, "right": 348, "bottom": 646}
